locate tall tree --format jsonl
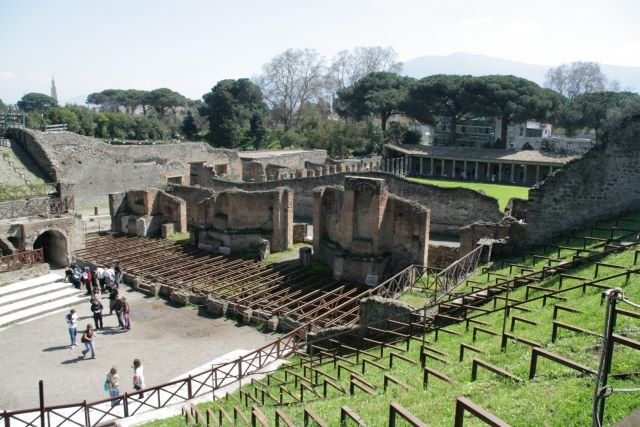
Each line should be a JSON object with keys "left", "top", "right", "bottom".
{"left": 328, "top": 46, "right": 402, "bottom": 92}
{"left": 201, "top": 79, "right": 266, "bottom": 148}
{"left": 405, "top": 75, "right": 476, "bottom": 145}
{"left": 17, "top": 93, "right": 58, "bottom": 113}
{"left": 181, "top": 111, "right": 199, "bottom": 141}
{"left": 544, "top": 62, "right": 607, "bottom": 99}
{"left": 475, "top": 75, "right": 553, "bottom": 146}
{"left": 145, "top": 88, "right": 187, "bottom": 117}
{"left": 559, "top": 91, "right": 640, "bottom": 142}
{"left": 256, "top": 48, "right": 326, "bottom": 131}
{"left": 336, "top": 72, "right": 412, "bottom": 132}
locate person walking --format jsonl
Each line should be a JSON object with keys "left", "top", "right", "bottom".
{"left": 108, "top": 286, "right": 118, "bottom": 315}
{"left": 80, "top": 324, "right": 96, "bottom": 359}
{"left": 65, "top": 309, "right": 78, "bottom": 348}
{"left": 132, "top": 359, "right": 145, "bottom": 398}
{"left": 105, "top": 367, "right": 121, "bottom": 407}
{"left": 122, "top": 297, "right": 131, "bottom": 330}
{"left": 90, "top": 297, "right": 104, "bottom": 330}
{"left": 114, "top": 295, "right": 124, "bottom": 329}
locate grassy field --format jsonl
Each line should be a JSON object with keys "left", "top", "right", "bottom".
{"left": 142, "top": 213, "right": 640, "bottom": 427}
{"left": 407, "top": 177, "right": 530, "bottom": 211}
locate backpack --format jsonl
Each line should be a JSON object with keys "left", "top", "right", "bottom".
{"left": 66, "top": 313, "right": 72, "bottom": 325}
{"left": 103, "top": 375, "right": 112, "bottom": 391}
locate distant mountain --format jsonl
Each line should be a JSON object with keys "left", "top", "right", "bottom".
{"left": 401, "top": 52, "right": 640, "bottom": 92}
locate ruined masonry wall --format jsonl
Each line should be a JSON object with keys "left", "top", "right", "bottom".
{"left": 525, "top": 114, "right": 640, "bottom": 244}
{"left": 7, "top": 128, "right": 242, "bottom": 207}
{"left": 203, "top": 172, "right": 500, "bottom": 234}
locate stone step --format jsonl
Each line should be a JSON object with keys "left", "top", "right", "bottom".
{"left": 0, "top": 293, "right": 90, "bottom": 329}
{"left": 0, "top": 273, "right": 64, "bottom": 297}
{"left": 0, "top": 280, "right": 76, "bottom": 307}
{"left": 0, "top": 287, "right": 85, "bottom": 317}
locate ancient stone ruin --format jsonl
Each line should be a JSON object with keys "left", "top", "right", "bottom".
{"left": 313, "top": 176, "right": 430, "bottom": 284}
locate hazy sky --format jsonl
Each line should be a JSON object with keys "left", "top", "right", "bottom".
{"left": 1, "top": 0, "right": 638, "bottom": 104}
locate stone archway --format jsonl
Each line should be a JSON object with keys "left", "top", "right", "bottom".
{"left": 33, "top": 229, "right": 68, "bottom": 268}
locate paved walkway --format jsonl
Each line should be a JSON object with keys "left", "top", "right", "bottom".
{"left": 0, "top": 283, "right": 278, "bottom": 411}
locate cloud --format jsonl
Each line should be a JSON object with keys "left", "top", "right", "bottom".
{"left": 462, "top": 17, "right": 493, "bottom": 27}
{"left": 0, "top": 72, "right": 16, "bottom": 80}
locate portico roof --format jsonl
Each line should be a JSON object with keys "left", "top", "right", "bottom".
{"left": 386, "top": 144, "right": 580, "bottom": 165}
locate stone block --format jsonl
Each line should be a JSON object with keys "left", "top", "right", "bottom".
{"left": 205, "top": 297, "right": 228, "bottom": 316}
{"left": 198, "top": 243, "right": 214, "bottom": 252}
{"left": 219, "top": 246, "right": 231, "bottom": 255}
{"left": 299, "top": 247, "right": 312, "bottom": 267}
{"left": 267, "top": 316, "right": 279, "bottom": 332}
{"left": 136, "top": 217, "right": 148, "bottom": 237}
{"left": 257, "top": 239, "right": 270, "bottom": 260}
{"left": 170, "top": 290, "right": 190, "bottom": 306}
{"left": 161, "top": 222, "right": 176, "bottom": 239}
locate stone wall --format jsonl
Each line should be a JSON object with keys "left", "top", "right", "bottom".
{"left": 428, "top": 243, "right": 460, "bottom": 269}
{"left": 459, "top": 114, "right": 640, "bottom": 251}
{"left": 197, "top": 187, "right": 293, "bottom": 253}
{"left": 6, "top": 128, "right": 242, "bottom": 207}
{"left": 201, "top": 171, "right": 501, "bottom": 234}
{"left": 167, "top": 185, "right": 215, "bottom": 227}
{"left": 359, "top": 296, "right": 414, "bottom": 328}
{"left": 525, "top": 114, "right": 640, "bottom": 244}
{"left": 110, "top": 188, "right": 187, "bottom": 237}
{"left": 313, "top": 176, "right": 430, "bottom": 284}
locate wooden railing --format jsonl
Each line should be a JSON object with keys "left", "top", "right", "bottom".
{"left": 0, "top": 248, "right": 44, "bottom": 272}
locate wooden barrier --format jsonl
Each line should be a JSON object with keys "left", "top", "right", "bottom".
{"left": 303, "top": 407, "right": 328, "bottom": 427}
{"left": 275, "top": 408, "right": 296, "bottom": 427}
{"left": 423, "top": 366, "right": 455, "bottom": 390}
{"left": 340, "top": 405, "right": 367, "bottom": 426}
{"left": 529, "top": 347, "right": 596, "bottom": 379}
{"left": 454, "top": 397, "right": 510, "bottom": 427}
{"left": 389, "top": 402, "right": 427, "bottom": 427}
{"left": 471, "top": 358, "right": 522, "bottom": 382}
{"left": 383, "top": 374, "right": 411, "bottom": 391}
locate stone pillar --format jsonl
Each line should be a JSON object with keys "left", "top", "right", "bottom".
{"left": 430, "top": 158, "right": 434, "bottom": 175}
{"left": 498, "top": 163, "right": 503, "bottom": 182}
{"left": 486, "top": 162, "right": 491, "bottom": 180}
{"left": 474, "top": 161, "right": 479, "bottom": 180}
{"left": 405, "top": 156, "right": 410, "bottom": 176}
{"left": 523, "top": 165, "right": 528, "bottom": 184}
{"left": 452, "top": 160, "right": 456, "bottom": 178}
{"left": 440, "top": 159, "right": 445, "bottom": 177}
{"left": 510, "top": 164, "right": 515, "bottom": 183}
{"left": 535, "top": 165, "right": 540, "bottom": 182}
{"left": 419, "top": 157, "right": 423, "bottom": 175}
{"left": 463, "top": 160, "right": 468, "bottom": 179}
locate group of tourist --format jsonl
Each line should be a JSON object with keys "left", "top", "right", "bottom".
{"left": 64, "top": 262, "right": 144, "bottom": 406}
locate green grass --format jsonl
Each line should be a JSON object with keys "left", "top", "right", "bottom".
{"left": 408, "top": 177, "right": 530, "bottom": 211}
{"left": 142, "top": 215, "right": 640, "bottom": 427}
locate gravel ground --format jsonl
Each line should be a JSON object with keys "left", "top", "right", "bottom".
{"left": 0, "top": 284, "right": 278, "bottom": 410}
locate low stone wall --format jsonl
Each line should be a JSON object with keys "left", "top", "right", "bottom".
{"left": 203, "top": 172, "right": 501, "bottom": 234}
{"left": 359, "top": 296, "right": 414, "bottom": 328}
{"left": 428, "top": 244, "right": 460, "bottom": 269}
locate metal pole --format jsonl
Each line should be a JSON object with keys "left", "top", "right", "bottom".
{"left": 39, "top": 380, "right": 45, "bottom": 427}
{"left": 501, "top": 283, "right": 510, "bottom": 352}
{"left": 592, "top": 288, "right": 621, "bottom": 427}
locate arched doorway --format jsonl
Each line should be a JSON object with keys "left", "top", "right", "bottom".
{"left": 33, "top": 230, "right": 68, "bottom": 268}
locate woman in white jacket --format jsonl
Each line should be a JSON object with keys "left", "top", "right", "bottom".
{"left": 132, "top": 359, "right": 145, "bottom": 398}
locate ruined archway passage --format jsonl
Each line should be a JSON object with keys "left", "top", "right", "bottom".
{"left": 33, "top": 230, "right": 68, "bottom": 268}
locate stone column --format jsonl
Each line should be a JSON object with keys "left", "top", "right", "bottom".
{"left": 474, "top": 161, "right": 479, "bottom": 180}
{"left": 430, "top": 158, "right": 434, "bottom": 175}
{"left": 463, "top": 160, "right": 467, "bottom": 178}
{"left": 419, "top": 157, "right": 423, "bottom": 175}
{"left": 440, "top": 159, "right": 445, "bottom": 177}
{"left": 486, "top": 162, "right": 491, "bottom": 180}
{"left": 535, "top": 165, "right": 540, "bottom": 182}
{"left": 498, "top": 163, "right": 503, "bottom": 182}
{"left": 523, "top": 165, "right": 528, "bottom": 184}
{"left": 452, "top": 159, "right": 456, "bottom": 178}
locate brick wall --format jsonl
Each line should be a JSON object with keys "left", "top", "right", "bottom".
{"left": 203, "top": 172, "right": 500, "bottom": 234}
